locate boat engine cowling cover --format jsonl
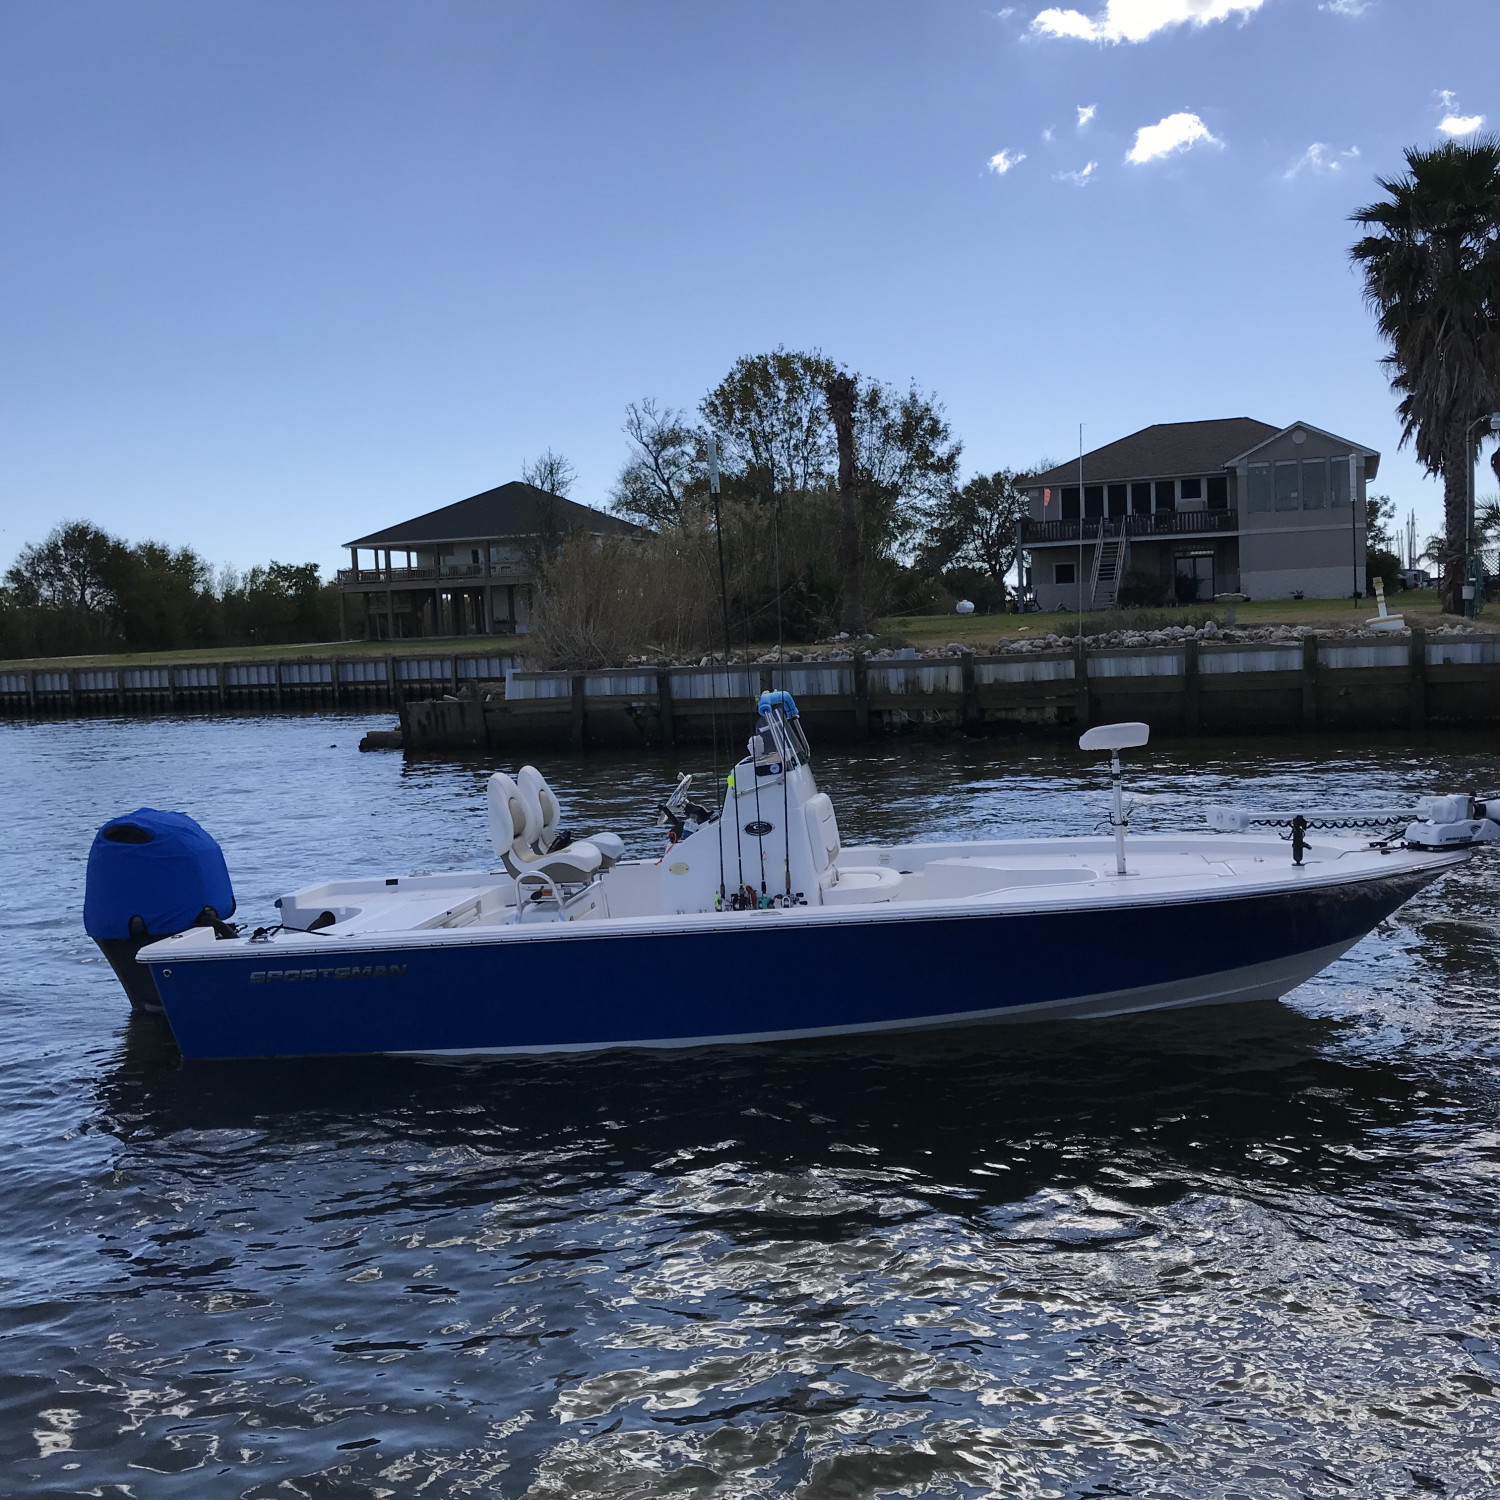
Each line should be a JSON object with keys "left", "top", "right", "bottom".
{"left": 83, "top": 808, "right": 235, "bottom": 940}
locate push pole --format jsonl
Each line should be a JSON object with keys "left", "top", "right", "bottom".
{"left": 707, "top": 434, "right": 733, "bottom": 664}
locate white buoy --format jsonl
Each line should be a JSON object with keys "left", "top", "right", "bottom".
{"left": 955, "top": 599, "right": 975, "bottom": 615}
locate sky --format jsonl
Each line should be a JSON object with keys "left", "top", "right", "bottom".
{"left": 1, "top": 0, "right": 1495, "bottom": 578}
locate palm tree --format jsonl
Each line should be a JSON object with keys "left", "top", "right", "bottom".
{"left": 1350, "top": 138, "right": 1500, "bottom": 614}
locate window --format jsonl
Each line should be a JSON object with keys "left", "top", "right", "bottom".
{"left": 1206, "top": 475, "right": 1228, "bottom": 509}
{"left": 1054, "top": 562, "right": 1076, "bottom": 585}
{"left": 1248, "top": 463, "right": 1271, "bottom": 512}
{"left": 1180, "top": 477, "right": 1202, "bottom": 501}
{"left": 1061, "top": 485, "right": 1080, "bottom": 520}
{"left": 1175, "top": 552, "right": 1215, "bottom": 603}
{"left": 1330, "top": 458, "right": 1352, "bottom": 506}
{"left": 1154, "top": 480, "right": 1176, "bottom": 512}
{"left": 1108, "top": 483, "right": 1128, "bottom": 518}
{"left": 1130, "top": 482, "right": 1152, "bottom": 514}
{"left": 1301, "top": 458, "right": 1326, "bottom": 509}
{"left": 1274, "top": 461, "right": 1300, "bottom": 511}
{"left": 1084, "top": 485, "right": 1104, "bottom": 519}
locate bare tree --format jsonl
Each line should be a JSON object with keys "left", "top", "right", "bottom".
{"left": 520, "top": 449, "right": 577, "bottom": 497}
{"left": 611, "top": 399, "right": 701, "bottom": 527}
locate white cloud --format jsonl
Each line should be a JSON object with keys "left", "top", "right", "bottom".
{"left": 1285, "top": 142, "right": 1360, "bottom": 178}
{"left": 1077, "top": 103, "right": 1097, "bottom": 128}
{"left": 1436, "top": 90, "right": 1485, "bottom": 136}
{"left": 1056, "top": 161, "right": 1098, "bottom": 185}
{"left": 1439, "top": 113, "right": 1485, "bottom": 136}
{"left": 987, "top": 148, "right": 1026, "bottom": 175}
{"left": 1125, "top": 111, "right": 1221, "bottom": 164}
{"left": 1320, "top": 0, "right": 1367, "bottom": 13}
{"left": 1030, "top": 0, "right": 1264, "bottom": 45}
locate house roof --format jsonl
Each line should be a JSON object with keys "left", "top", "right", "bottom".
{"left": 1027, "top": 419, "right": 1282, "bottom": 488}
{"left": 345, "top": 482, "right": 642, "bottom": 549}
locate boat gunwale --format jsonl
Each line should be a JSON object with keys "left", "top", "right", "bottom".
{"left": 139, "top": 842, "right": 1467, "bottom": 966}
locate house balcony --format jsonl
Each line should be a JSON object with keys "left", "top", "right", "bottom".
{"left": 336, "top": 563, "right": 518, "bottom": 591}
{"left": 1021, "top": 509, "right": 1237, "bottom": 545}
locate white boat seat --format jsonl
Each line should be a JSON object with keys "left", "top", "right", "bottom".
{"left": 489, "top": 770, "right": 614, "bottom": 883}
{"left": 821, "top": 865, "right": 903, "bottom": 905}
{"left": 517, "top": 765, "right": 625, "bottom": 870}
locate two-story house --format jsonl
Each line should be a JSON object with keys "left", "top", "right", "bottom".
{"left": 338, "top": 482, "right": 642, "bottom": 640}
{"left": 1020, "top": 419, "right": 1379, "bottom": 611}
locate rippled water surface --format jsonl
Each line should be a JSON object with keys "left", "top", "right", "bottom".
{"left": 3, "top": 714, "right": 1500, "bottom": 1498}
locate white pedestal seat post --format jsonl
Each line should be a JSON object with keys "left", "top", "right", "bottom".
{"left": 1078, "top": 722, "right": 1150, "bottom": 876}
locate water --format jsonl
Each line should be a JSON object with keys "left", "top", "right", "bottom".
{"left": 3, "top": 715, "right": 1499, "bottom": 1498}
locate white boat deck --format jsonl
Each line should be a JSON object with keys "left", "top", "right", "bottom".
{"left": 140, "top": 832, "right": 1458, "bottom": 967}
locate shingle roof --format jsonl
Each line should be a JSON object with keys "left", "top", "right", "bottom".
{"left": 1027, "top": 419, "right": 1283, "bottom": 488}
{"left": 345, "top": 482, "right": 642, "bottom": 549}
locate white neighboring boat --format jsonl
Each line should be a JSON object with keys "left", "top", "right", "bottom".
{"left": 85, "top": 693, "right": 1494, "bottom": 1060}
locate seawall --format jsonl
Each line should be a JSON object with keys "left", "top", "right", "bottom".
{"left": 401, "top": 630, "right": 1500, "bottom": 754}
{"left": 0, "top": 650, "right": 516, "bottom": 717}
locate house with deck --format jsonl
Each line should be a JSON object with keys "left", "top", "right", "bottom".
{"left": 338, "top": 482, "right": 641, "bottom": 640}
{"left": 1020, "top": 419, "right": 1379, "bottom": 611}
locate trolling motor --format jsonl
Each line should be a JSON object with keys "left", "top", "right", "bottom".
{"left": 1206, "top": 794, "right": 1500, "bottom": 854}
{"left": 1079, "top": 721, "right": 1150, "bottom": 876}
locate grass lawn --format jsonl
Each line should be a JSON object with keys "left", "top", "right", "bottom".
{"left": 0, "top": 593, "right": 1480, "bottom": 672}
{"left": 0, "top": 634, "right": 526, "bottom": 672}
{"left": 871, "top": 590, "right": 1470, "bottom": 651}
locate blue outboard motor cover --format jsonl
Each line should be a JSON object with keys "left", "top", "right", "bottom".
{"left": 84, "top": 808, "right": 235, "bottom": 940}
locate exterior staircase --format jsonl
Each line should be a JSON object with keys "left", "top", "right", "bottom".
{"left": 1090, "top": 524, "right": 1129, "bottom": 609}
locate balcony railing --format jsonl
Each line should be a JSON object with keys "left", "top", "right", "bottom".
{"left": 336, "top": 562, "right": 510, "bottom": 587}
{"left": 1021, "top": 509, "right": 1237, "bottom": 545}
{"left": 337, "top": 566, "right": 438, "bottom": 586}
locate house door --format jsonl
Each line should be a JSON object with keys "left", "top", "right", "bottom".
{"left": 1175, "top": 552, "right": 1215, "bottom": 603}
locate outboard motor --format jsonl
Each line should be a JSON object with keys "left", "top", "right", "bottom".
{"left": 84, "top": 809, "right": 236, "bottom": 1013}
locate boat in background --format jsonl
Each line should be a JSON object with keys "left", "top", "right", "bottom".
{"left": 85, "top": 692, "right": 1495, "bottom": 1060}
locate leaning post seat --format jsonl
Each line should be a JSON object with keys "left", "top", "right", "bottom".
{"left": 516, "top": 765, "right": 624, "bottom": 871}
{"left": 487, "top": 769, "right": 609, "bottom": 883}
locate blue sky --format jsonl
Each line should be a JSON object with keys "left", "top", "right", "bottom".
{"left": 1, "top": 0, "right": 1494, "bottom": 577}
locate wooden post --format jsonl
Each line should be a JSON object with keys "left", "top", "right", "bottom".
{"left": 67, "top": 670, "right": 79, "bottom": 714}
{"left": 1301, "top": 636, "right": 1319, "bottom": 733}
{"left": 215, "top": 663, "right": 225, "bottom": 712}
{"left": 1074, "top": 639, "right": 1090, "bottom": 728}
{"left": 571, "top": 673, "right": 586, "bottom": 750}
{"left": 273, "top": 661, "right": 284, "bottom": 710}
{"left": 1183, "top": 638, "right": 1201, "bottom": 735}
{"left": 1408, "top": 627, "right": 1427, "bottom": 731}
{"left": 960, "top": 650, "right": 980, "bottom": 730}
{"left": 330, "top": 660, "right": 341, "bottom": 709}
{"left": 167, "top": 668, "right": 179, "bottom": 713}
{"left": 852, "top": 651, "right": 870, "bottom": 738}
{"left": 24, "top": 670, "right": 35, "bottom": 715}
{"left": 657, "top": 668, "right": 675, "bottom": 750}
{"left": 386, "top": 655, "right": 398, "bottom": 708}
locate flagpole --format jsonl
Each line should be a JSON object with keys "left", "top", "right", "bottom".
{"left": 1077, "top": 423, "right": 1085, "bottom": 636}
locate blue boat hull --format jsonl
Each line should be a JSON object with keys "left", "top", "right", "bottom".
{"left": 145, "top": 868, "right": 1439, "bottom": 1060}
